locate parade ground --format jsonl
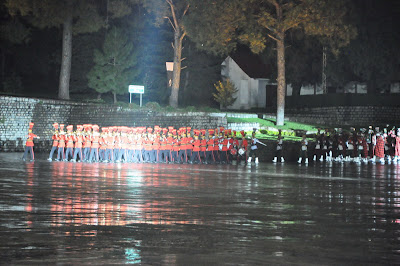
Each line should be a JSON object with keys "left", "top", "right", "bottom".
{"left": 0, "top": 152, "right": 399, "bottom": 265}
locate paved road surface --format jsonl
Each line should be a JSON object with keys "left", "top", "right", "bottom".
{"left": 0, "top": 153, "right": 399, "bottom": 264}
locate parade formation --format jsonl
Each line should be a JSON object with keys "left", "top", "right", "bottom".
{"left": 25, "top": 123, "right": 253, "bottom": 165}
{"left": 22, "top": 123, "right": 400, "bottom": 165}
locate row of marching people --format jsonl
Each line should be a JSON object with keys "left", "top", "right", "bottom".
{"left": 296, "top": 126, "right": 400, "bottom": 164}
{"left": 44, "top": 123, "right": 264, "bottom": 164}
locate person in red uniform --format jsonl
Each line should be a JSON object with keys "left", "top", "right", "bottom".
{"left": 205, "top": 129, "right": 215, "bottom": 164}
{"left": 64, "top": 125, "right": 74, "bottom": 161}
{"left": 105, "top": 127, "right": 116, "bottom": 163}
{"left": 48, "top": 123, "right": 59, "bottom": 161}
{"left": 212, "top": 128, "right": 221, "bottom": 163}
{"left": 395, "top": 129, "right": 400, "bottom": 163}
{"left": 178, "top": 128, "right": 187, "bottom": 163}
{"left": 220, "top": 130, "right": 230, "bottom": 164}
{"left": 199, "top": 129, "right": 207, "bottom": 163}
{"left": 56, "top": 124, "right": 66, "bottom": 161}
{"left": 89, "top": 125, "right": 100, "bottom": 162}
{"left": 116, "top": 127, "right": 129, "bottom": 162}
{"left": 171, "top": 129, "right": 180, "bottom": 163}
{"left": 237, "top": 130, "right": 248, "bottom": 164}
{"left": 22, "top": 122, "right": 40, "bottom": 161}
{"left": 164, "top": 129, "right": 173, "bottom": 163}
{"left": 99, "top": 127, "right": 107, "bottom": 162}
{"left": 229, "top": 131, "right": 240, "bottom": 163}
{"left": 190, "top": 130, "right": 201, "bottom": 164}
{"left": 186, "top": 127, "right": 193, "bottom": 160}
{"left": 72, "top": 125, "right": 84, "bottom": 162}
{"left": 375, "top": 132, "right": 385, "bottom": 164}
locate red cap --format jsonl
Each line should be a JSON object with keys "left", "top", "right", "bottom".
{"left": 208, "top": 129, "right": 214, "bottom": 135}
{"left": 240, "top": 130, "right": 246, "bottom": 137}
{"left": 52, "top": 123, "right": 59, "bottom": 129}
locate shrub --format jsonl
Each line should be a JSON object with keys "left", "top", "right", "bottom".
{"left": 145, "top": 102, "right": 161, "bottom": 110}
{"left": 213, "top": 79, "right": 238, "bottom": 109}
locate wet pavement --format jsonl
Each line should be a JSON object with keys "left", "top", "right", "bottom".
{"left": 0, "top": 153, "right": 399, "bottom": 265}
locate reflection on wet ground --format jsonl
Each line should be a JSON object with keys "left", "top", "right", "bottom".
{"left": 0, "top": 153, "right": 399, "bottom": 264}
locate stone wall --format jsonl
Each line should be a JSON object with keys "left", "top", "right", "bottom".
{"left": 0, "top": 96, "right": 226, "bottom": 152}
{"left": 268, "top": 106, "right": 400, "bottom": 127}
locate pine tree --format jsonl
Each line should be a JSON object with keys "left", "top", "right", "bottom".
{"left": 87, "top": 27, "right": 138, "bottom": 103}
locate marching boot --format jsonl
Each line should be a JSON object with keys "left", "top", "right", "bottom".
{"left": 313, "top": 155, "right": 316, "bottom": 161}
{"left": 280, "top": 157, "right": 285, "bottom": 163}
{"left": 255, "top": 157, "right": 259, "bottom": 164}
{"left": 247, "top": 157, "right": 252, "bottom": 163}
{"left": 305, "top": 158, "right": 309, "bottom": 164}
{"left": 319, "top": 155, "right": 324, "bottom": 162}
{"left": 272, "top": 157, "right": 277, "bottom": 163}
{"left": 379, "top": 158, "right": 385, "bottom": 164}
{"left": 297, "top": 157, "right": 302, "bottom": 164}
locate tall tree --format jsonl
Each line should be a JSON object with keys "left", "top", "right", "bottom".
{"left": 328, "top": 0, "right": 400, "bottom": 94}
{"left": 5, "top": 0, "right": 135, "bottom": 100}
{"left": 87, "top": 27, "right": 139, "bottom": 104}
{"left": 143, "top": 0, "right": 190, "bottom": 108}
{"left": 186, "top": 0, "right": 355, "bottom": 125}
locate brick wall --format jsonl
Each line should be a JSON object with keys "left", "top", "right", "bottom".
{"left": 268, "top": 106, "right": 400, "bottom": 127}
{"left": 0, "top": 96, "right": 226, "bottom": 152}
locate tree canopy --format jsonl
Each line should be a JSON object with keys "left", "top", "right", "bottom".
{"left": 186, "top": 0, "right": 356, "bottom": 125}
{"left": 87, "top": 27, "right": 139, "bottom": 103}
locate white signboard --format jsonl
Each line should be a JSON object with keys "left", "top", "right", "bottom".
{"left": 129, "top": 85, "right": 144, "bottom": 94}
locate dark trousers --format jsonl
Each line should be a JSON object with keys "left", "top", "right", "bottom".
{"left": 178, "top": 150, "right": 187, "bottom": 163}
{"left": 190, "top": 151, "right": 201, "bottom": 163}
{"left": 205, "top": 151, "right": 215, "bottom": 163}
{"left": 171, "top": 151, "right": 178, "bottom": 162}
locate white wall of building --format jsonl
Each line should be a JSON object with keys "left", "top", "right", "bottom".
{"left": 222, "top": 57, "right": 268, "bottom": 110}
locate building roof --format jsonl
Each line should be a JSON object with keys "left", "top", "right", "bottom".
{"left": 229, "top": 47, "right": 272, "bottom": 79}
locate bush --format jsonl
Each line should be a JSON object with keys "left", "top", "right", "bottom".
{"left": 213, "top": 79, "right": 238, "bottom": 109}
{"left": 145, "top": 102, "right": 161, "bottom": 110}
{"left": 164, "top": 105, "right": 178, "bottom": 112}
{"left": 86, "top": 99, "right": 106, "bottom": 104}
{"left": 183, "top": 106, "right": 197, "bottom": 112}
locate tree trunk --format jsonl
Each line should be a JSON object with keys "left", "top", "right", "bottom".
{"left": 97, "top": 93, "right": 102, "bottom": 100}
{"left": 169, "top": 30, "right": 183, "bottom": 108}
{"left": 58, "top": 10, "right": 72, "bottom": 100}
{"left": 276, "top": 32, "right": 286, "bottom": 126}
{"left": 113, "top": 92, "right": 117, "bottom": 103}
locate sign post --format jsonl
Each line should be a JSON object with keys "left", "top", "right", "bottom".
{"left": 128, "top": 85, "right": 144, "bottom": 107}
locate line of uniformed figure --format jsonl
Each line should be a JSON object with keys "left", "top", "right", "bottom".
{"left": 295, "top": 126, "right": 400, "bottom": 164}
{"left": 43, "top": 123, "right": 262, "bottom": 165}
